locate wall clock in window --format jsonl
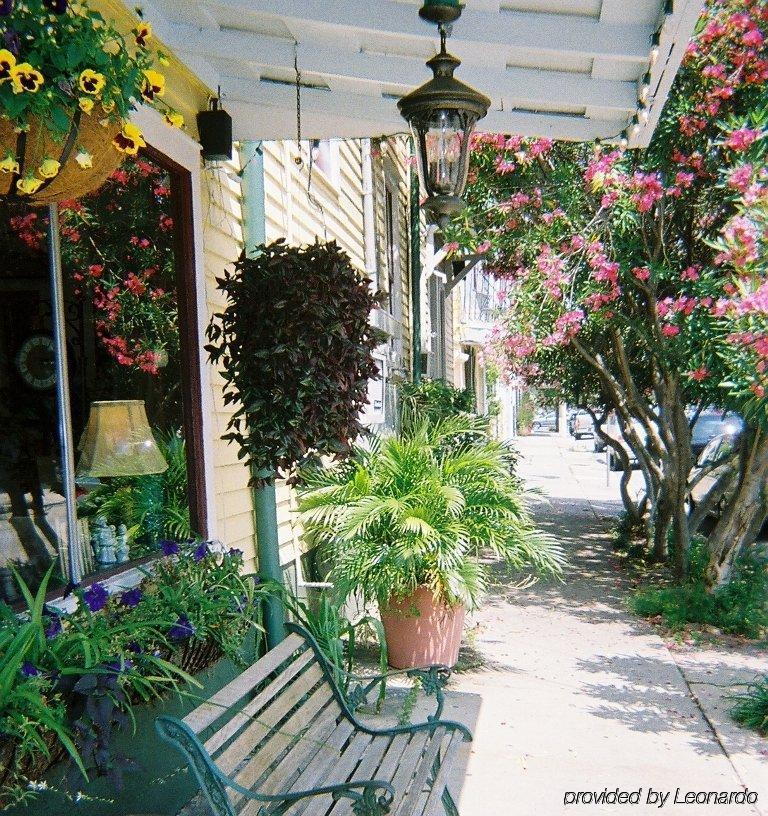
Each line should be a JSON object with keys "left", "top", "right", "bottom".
{"left": 16, "top": 334, "right": 56, "bottom": 390}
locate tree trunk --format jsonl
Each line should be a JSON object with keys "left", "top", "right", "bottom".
{"left": 705, "top": 428, "right": 768, "bottom": 591}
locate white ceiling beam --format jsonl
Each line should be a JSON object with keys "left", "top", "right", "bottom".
{"left": 168, "top": 24, "right": 637, "bottom": 112}
{"left": 203, "top": 0, "right": 656, "bottom": 61}
{"left": 222, "top": 76, "right": 626, "bottom": 142}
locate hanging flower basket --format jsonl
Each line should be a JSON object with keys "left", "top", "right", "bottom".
{"left": 0, "top": 0, "right": 184, "bottom": 206}
{"left": 0, "top": 114, "right": 124, "bottom": 205}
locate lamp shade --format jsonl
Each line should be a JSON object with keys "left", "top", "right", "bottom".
{"left": 76, "top": 400, "right": 168, "bottom": 478}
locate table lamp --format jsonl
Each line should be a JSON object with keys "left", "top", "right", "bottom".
{"left": 76, "top": 400, "right": 168, "bottom": 478}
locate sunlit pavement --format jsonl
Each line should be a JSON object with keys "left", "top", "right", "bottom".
{"left": 439, "top": 433, "right": 768, "bottom": 816}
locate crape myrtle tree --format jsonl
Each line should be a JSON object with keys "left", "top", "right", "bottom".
{"left": 448, "top": 0, "right": 768, "bottom": 587}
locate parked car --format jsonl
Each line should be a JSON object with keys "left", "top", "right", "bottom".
{"left": 600, "top": 412, "right": 649, "bottom": 470}
{"left": 531, "top": 410, "right": 558, "bottom": 432}
{"left": 690, "top": 410, "right": 744, "bottom": 459}
{"left": 570, "top": 410, "right": 594, "bottom": 439}
{"left": 688, "top": 431, "right": 741, "bottom": 519}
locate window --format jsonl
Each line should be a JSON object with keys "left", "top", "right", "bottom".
{"left": 310, "top": 139, "right": 340, "bottom": 187}
{"left": 0, "top": 152, "right": 204, "bottom": 604}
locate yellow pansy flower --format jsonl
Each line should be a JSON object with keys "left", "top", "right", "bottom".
{"left": 113, "top": 122, "right": 146, "bottom": 155}
{"left": 140, "top": 69, "right": 165, "bottom": 102}
{"left": 16, "top": 175, "right": 44, "bottom": 195}
{"left": 102, "top": 100, "right": 115, "bottom": 114}
{"left": 38, "top": 159, "right": 60, "bottom": 179}
{"left": 164, "top": 111, "right": 184, "bottom": 129}
{"left": 0, "top": 154, "right": 19, "bottom": 174}
{"left": 79, "top": 97, "right": 94, "bottom": 113}
{"left": 75, "top": 149, "right": 93, "bottom": 169}
{"left": 133, "top": 22, "right": 152, "bottom": 48}
{"left": 10, "top": 64, "right": 44, "bottom": 94}
{"left": 79, "top": 69, "right": 106, "bottom": 96}
{"left": 0, "top": 49, "right": 16, "bottom": 82}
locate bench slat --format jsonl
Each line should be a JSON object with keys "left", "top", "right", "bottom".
{"left": 299, "top": 732, "right": 375, "bottom": 816}
{"left": 216, "top": 663, "right": 327, "bottom": 776}
{"left": 258, "top": 708, "right": 351, "bottom": 797}
{"left": 204, "top": 649, "right": 316, "bottom": 756}
{"left": 421, "top": 732, "right": 464, "bottom": 816}
{"left": 395, "top": 728, "right": 447, "bottom": 816}
{"left": 185, "top": 634, "right": 306, "bottom": 734}
{"left": 229, "top": 684, "right": 338, "bottom": 801}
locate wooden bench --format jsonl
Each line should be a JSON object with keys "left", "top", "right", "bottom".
{"left": 156, "top": 622, "right": 472, "bottom": 816}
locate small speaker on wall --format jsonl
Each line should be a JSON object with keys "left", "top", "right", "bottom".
{"left": 197, "top": 96, "right": 233, "bottom": 162}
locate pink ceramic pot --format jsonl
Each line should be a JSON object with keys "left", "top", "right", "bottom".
{"left": 380, "top": 586, "right": 465, "bottom": 669}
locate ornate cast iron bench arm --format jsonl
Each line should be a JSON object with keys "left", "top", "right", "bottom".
{"left": 287, "top": 623, "right": 473, "bottom": 744}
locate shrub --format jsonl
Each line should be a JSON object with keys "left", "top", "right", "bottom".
{"left": 631, "top": 537, "right": 768, "bottom": 638}
{"left": 399, "top": 379, "right": 477, "bottom": 428}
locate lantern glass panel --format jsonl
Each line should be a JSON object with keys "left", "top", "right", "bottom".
{"left": 415, "top": 108, "right": 475, "bottom": 198}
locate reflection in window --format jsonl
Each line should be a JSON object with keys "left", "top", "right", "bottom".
{"left": 0, "top": 155, "right": 192, "bottom": 604}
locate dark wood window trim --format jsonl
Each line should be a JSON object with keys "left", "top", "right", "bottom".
{"left": 143, "top": 144, "right": 209, "bottom": 540}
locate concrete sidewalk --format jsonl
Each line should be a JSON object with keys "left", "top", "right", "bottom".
{"left": 442, "top": 434, "right": 767, "bottom": 816}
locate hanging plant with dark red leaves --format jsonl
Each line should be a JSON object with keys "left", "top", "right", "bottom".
{"left": 206, "top": 239, "right": 387, "bottom": 485}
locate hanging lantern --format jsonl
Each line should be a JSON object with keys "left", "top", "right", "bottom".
{"left": 398, "top": 3, "right": 489, "bottom": 226}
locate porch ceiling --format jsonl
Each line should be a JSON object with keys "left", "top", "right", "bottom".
{"left": 140, "top": 0, "right": 701, "bottom": 146}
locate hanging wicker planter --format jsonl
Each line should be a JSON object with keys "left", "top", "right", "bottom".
{"left": 0, "top": 111, "right": 124, "bottom": 206}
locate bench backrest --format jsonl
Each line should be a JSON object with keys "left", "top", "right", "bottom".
{"left": 180, "top": 628, "right": 343, "bottom": 805}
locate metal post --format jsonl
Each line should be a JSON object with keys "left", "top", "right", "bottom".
{"left": 47, "top": 204, "right": 80, "bottom": 588}
{"left": 239, "top": 141, "right": 286, "bottom": 648}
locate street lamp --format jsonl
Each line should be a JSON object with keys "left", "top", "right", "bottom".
{"left": 398, "top": 1, "right": 490, "bottom": 227}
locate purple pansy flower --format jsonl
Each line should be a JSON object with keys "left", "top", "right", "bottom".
{"left": 43, "top": 0, "right": 68, "bottom": 11}
{"left": 21, "top": 661, "right": 40, "bottom": 678}
{"left": 82, "top": 582, "right": 109, "bottom": 613}
{"left": 168, "top": 615, "right": 195, "bottom": 641}
{"left": 160, "top": 540, "right": 180, "bottom": 556}
{"left": 228, "top": 548, "right": 243, "bottom": 559}
{"left": 126, "top": 641, "right": 143, "bottom": 654}
{"left": 120, "top": 587, "right": 143, "bottom": 608}
{"left": 3, "top": 29, "right": 20, "bottom": 55}
{"left": 193, "top": 542, "right": 209, "bottom": 562}
{"left": 0, "top": 0, "right": 13, "bottom": 16}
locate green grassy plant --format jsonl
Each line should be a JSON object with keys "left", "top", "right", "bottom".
{"left": 731, "top": 677, "right": 768, "bottom": 735}
{"left": 631, "top": 537, "right": 768, "bottom": 638}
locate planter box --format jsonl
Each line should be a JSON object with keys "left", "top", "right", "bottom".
{"left": 2, "top": 635, "right": 257, "bottom": 816}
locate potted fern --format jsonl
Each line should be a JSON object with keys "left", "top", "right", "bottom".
{"left": 298, "top": 416, "right": 565, "bottom": 668}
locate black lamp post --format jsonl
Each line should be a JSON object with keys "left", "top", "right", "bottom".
{"left": 398, "top": 1, "right": 490, "bottom": 227}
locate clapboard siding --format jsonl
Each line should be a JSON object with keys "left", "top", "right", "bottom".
{"left": 200, "top": 161, "right": 260, "bottom": 567}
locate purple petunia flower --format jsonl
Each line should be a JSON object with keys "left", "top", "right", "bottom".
{"left": 3, "top": 29, "right": 20, "bottom": 55}
{"left": 44, "top": 615, "right": 63, "bottom": 639}
{"left": 120, "top": 587, "right": 143, "bottom": 608}
{"left": 82, "top": 582, "right": 109, "bottom": 613}
{"left": 193, "top": 542, "right": 209, "bottom": 562}
{"left": 126, "top": 641, "right": 143, "bottom": 654}
{"left": 168, "top": 615, "right": 195, "bottom": 641}
{"left": 104, "top": 658, "right": 134, "bottom": 676}
{"left": 21, "top": 661, "right": 40, "bottom": 678}
{"left": 160, "top": 540, "right": 180, "bottom": 556}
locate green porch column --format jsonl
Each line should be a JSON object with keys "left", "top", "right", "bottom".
{"left": 410, "top": 144, "right": 423, "bottom": 384}
{"left": 238, "top": 140, "right": 286, "bottom": 648}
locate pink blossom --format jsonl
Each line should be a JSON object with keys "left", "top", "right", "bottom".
{"left": 727, "top": 164, "right": 753, "bottom": 193}
{"left": 716, "top": 215, "right": 759, "bottom": 268}
{"left": 630, "top": 171, "right": 664, "bottom": 212}
{"left": 680, "top": 265, "right": 700, "bottom": 282}
{"left": 476, "top": 241, "right": 491, "bottom": 254}
{"left": 662, "top": 324, "right": 680, "bottom": 338}
{"left": 724, "top": 128, "right": 760, "bottom": 151}
{"left": 632, "top": 266, "right": 651, "bottom": 282}
{"left": 742, "top": 29, "right": 764, "bottom": 48}
{"left": 687, "top": 366, "right": 710, "bottom": 381}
